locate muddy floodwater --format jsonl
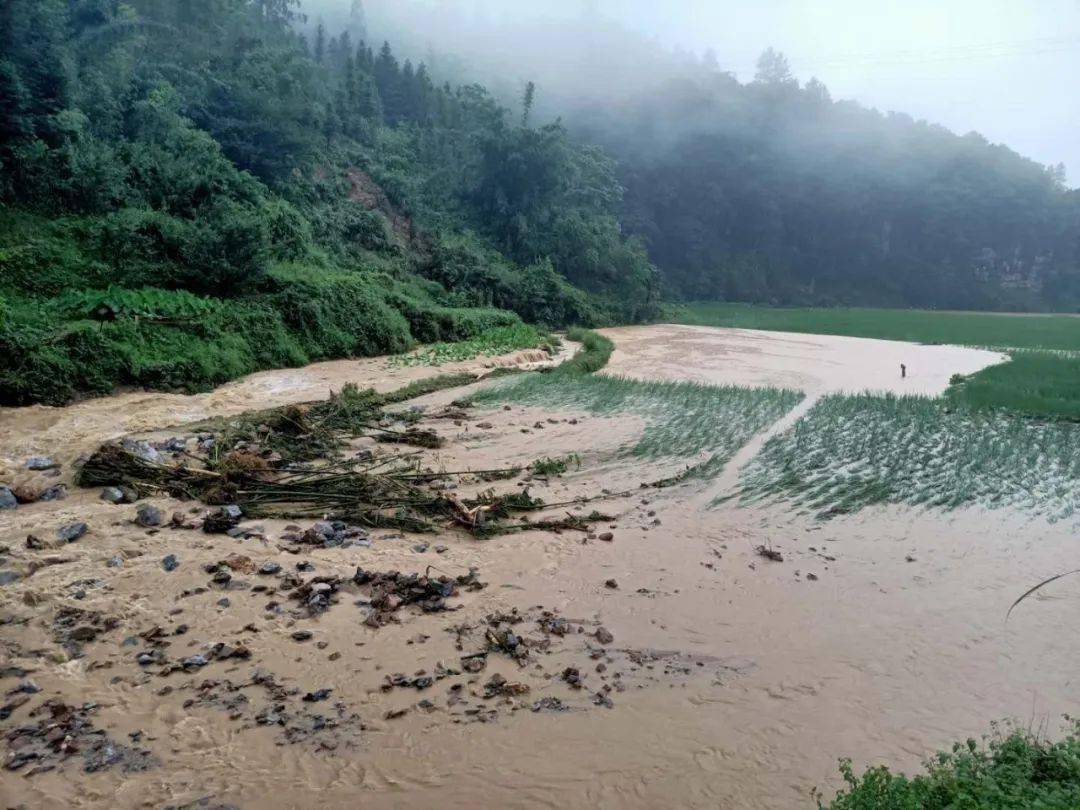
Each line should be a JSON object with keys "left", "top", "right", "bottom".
{"left": 1, "top": 326, "right": 1076, "bottom": 810}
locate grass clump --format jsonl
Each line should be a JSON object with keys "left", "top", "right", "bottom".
{"left": 948, "top": 350, "right": 1080, "bottom": 421}
{"left": 734, "top": 393, "right": 1080, "bottom": 521}
{"left": 558, "top": 327, "right": 615, "bottom": 376}
{"left": 531, "top": 455, "right": 581, "bottom": 477}
{"left": 390, "top": 324, "right": 555, "bottom": 368}
{"left": 820, "top": 722, "right": 1080, "bottom": 809}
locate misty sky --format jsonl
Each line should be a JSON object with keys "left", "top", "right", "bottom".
{"left": 357, "top": 0, "right": 1080, "bottom": 184}
{"left": 602, "top": 0, "right": 1080, "bottom": 183}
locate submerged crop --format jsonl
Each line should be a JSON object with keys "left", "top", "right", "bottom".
{"left": 733, "top": 392, "right": 1080, "bottom": 521}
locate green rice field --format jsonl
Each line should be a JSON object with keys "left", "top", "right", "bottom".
{"left": 473, "top": 372, "right": 803, "bottom": 474}
{"left": 667, "top": 302, "right": 1080, "bottom": 420}
{"left": 732, "top": 393, "right": 1080, "bottom": 522}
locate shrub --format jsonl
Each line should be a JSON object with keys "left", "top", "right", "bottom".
{"left": 821, "top": 723, "right": 1080, "bottom": 809}
{"left": 264, "top": 266, "right": 414, "bottom": 359}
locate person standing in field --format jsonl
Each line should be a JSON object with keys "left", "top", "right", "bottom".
{"left": 901, "top": 363, "right": 907, "bottom": 379}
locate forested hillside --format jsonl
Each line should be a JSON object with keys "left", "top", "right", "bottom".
{"left": 0, "top": 0, "right": 657, "bottom": 405}
{"left": 593, "top": 51, "right": 1080, "bottom": 310}
{"left": 356, "top": 2, "right": 1080, "bottom": 312}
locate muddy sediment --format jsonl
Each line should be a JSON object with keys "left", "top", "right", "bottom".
{"left": 1, "top": 328, "right": 1077, "bottom": 809}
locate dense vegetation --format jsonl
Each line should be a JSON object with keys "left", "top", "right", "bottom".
{"left": 0, "top": 0, "right": 657, "bottom": 405}
{"left": 821, "top": 723, "right": 1080, "bottom": 809}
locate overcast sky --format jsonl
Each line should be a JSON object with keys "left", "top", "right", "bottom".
{"left": 600, "top": 0, "right": 1080, "bottom": 183}
{"left": 354, "top": 1, "right": 1080, "bottom": 184}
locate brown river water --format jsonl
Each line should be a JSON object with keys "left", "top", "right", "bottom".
{"left": 1, "top": 326, "right": 1076, "bottom": 809}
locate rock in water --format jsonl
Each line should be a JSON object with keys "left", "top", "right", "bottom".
{"left": 0, "top": 486, "right": 16, "bottom": 510}
{"left": 0, "top": 571, "right": 22, "bottom": 586}
{"left": 136, "top": 505, "right": 164, "bottom": 527}
{"left": 57, "top": 522, "right": 89, "bottom": 543}
{"left": 203, "top": 505, "right": 243, "bottom": 534}
{"left": 100, "top": 487, "right": 125, "bottom": 504}
{"left": 161, "top": 555, "right": 180, "bottom": 572}
{"left": 26, "top": 456, "right": 58, "bottom": 471}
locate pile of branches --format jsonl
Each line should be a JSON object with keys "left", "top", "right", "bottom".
{"left": 77, "top": 382, "right": 612, "bottom": 536}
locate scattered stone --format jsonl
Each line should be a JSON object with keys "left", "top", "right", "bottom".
{"left": 38, "top": 484, "right": 67, "bottom": 502}
{"left": 221, "top": 554, "right": 255, "bottom": 574}
{"left": 25, "top": 534, "right": 46, "bottom": 550}
{"left": 598, "top": 532, "right": 614, "bottom": 542}
{"left": 434, "top": 545, "right": 449, "bottom": 554}
{"left": 258, "top": 562, "right": 282, "bottom": 576}
{"left": 136, "top": 505, "right": 164, "bottom": 528}
{"left": 291, "top": 630, "right": 313, "bottom": 642}
{"left": 161, "top": 554, "right": 180, "bottom": 572}
{"left": 461, "top": 654, "right": 487, "bottom": 673}
{"left": 0, "top": 571, "right": 21, "bottom": 587}
{"left": 120, "top": 439, "right": 161, "bottom": 463}
{"left": 561, "top": 667, "right": 584, "bottom": 689}
{"left": 26, "top": 456, "right": 58, "bottom": 471}
{"left": 12, "top": 484, "right": 40, "bottom": 504}
{"left": 52, "top": 606, "right": 121, "bottom": 657}
{"left": 806, "top": 573, "right": 819, "bottom": 581}
{"left": 106, "top": 555, "right": 123, "bottom": 568}
{"left": 482, "top": 674, "right": 529, "bottom": 699}
{"left": 0, "top": 486, "right": 16, "bottom": 510}
{"left": 531, "top": 697, "right": 568, "bottom": 713}
{"left": 595, "top": 627, "right": 615, "bottom": 645}
{"left": 302, "top": 689, "right": 332, "bottom": 703}
{"left": 57, "top": 522, "right": 88, "bottom": 543}
{"left": 203, "top": 505, "right": 243, "bottom": 534}
{"left": 604, "top": 579, "right": 619, "bottom": 589}
{"left": 100, "top": 487, "right": 125, "bottom": 504}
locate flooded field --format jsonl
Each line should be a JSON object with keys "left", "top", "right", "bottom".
{"left": 1, "top": 326, "right": 1076, "bottom": 809}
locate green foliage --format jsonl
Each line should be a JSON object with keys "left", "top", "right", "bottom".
{"left": 821, "top": 722, "right": 1080, "bottom": 809}
{"left": 55, "top": 287, "right": 222, "bottom": 322}
{"left": 262, "top": 266, "right": 413, "bottom": 359}
{"left": 947, "top": 351, "right": 1080, "bottom": 421}
{"left": 559, "top": 328, "right": 614, "bottom": 376}
{"left": 391, "top": 324, "right": 551, "bottom": 367}
{"left": 531, "top": 455, "right": 580, "bottom": 476}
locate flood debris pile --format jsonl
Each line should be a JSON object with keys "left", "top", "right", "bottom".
{"left": 372, "top": 607, "right": 638, "bottom": 724}
{"left": 4, "top": 699, "right": 158, "bottom": 776}
{"left": 75, "top": 383, "right": 614, "bottom": 536}
{"left": 178, "top": 668, "right": 363, "bottom": 752}
{"left": 353, "top": 567, "right": 486, "bottom": 627}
